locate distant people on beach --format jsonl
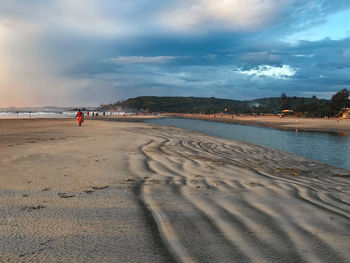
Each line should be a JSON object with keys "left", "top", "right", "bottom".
{"left": 75, "top": 109, "right": 84, "bottom": 126}
{"left": 91, "top": 112, "right": 99, "bottom": 118}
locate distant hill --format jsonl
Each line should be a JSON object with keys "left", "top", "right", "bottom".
{"left": 98, "top": 96, "right": 330, "bottom": 115}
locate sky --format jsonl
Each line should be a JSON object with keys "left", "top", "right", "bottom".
{"left": 0, "top": 0, "right": 350, "bottom": 107}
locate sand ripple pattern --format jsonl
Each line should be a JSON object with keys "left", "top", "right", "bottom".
{"left": 134, "top": 128, "right": 350, "bottom": 263}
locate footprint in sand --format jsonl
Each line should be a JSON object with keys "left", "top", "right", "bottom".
{"left": 83, "top": 189, "right": 94, "bottom": 194}
{"left": 82, "top": 185, "right": 109, "bottom": 194}
{"left": 92, "top": 186, "right": 109, "bottom": 190}
{"left": 20, "top": 205, "right": 45, "bottom": 212}
{"left": 58, "top": 193, "right": 75, "bottom": 198}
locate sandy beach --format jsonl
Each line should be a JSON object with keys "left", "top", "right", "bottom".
{"left": 1, "top": 118, "right": 350, "bottom": 262}
{"left": 170, "top": 115, "right": 350, "bottom": 134}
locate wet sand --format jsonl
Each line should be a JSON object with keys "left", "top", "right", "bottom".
{"left": 1, "top": 119, "right": 350, "bottom": 262}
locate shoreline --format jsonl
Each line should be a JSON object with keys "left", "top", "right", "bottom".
{"left": 3, "top": 114, "right": 350, "bottom": 135}
{"left": 163, "top": 115, "right": 350, "bottom": 135}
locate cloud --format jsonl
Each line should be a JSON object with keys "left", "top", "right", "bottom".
{"left": 295, "top": 54, "right": 314, "bottom": 58}
{"left": 159, "top": 0, "right": 292, "bottom": 32}
{"left": 108, "top": 56, "right": 177, "bottom": 64}
{"left": 1, "top": 0, "right": 350, "bottom": 106}
{"left": 158, "top": 0, "right": 350, "bottom": 35}
{"left": 241, "top": 51, "right": 281, "bottom": 64}
{"left": 237, "top": 65, "right": 296, "bottom": 79}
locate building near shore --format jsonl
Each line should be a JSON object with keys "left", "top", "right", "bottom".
{"left": 279, "top": 110, "right": 295, "bottom": 118}
{"left": 341, "top": 108, "right": 350, "bottom": 119}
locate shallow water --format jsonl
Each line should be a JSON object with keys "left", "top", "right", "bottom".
{"left": 146, "top": 118, "right": 350, "bottom": 170}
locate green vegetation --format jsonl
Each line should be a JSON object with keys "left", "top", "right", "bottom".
{"left": 99, "top": 89, "right": 349, "bottom": 117}
{"left": 329, "top": 89, "right": 350, "bottom": 116}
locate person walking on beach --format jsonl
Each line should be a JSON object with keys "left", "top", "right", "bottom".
{"left": 75, "top": 109, "right": 84, "bottom": 126}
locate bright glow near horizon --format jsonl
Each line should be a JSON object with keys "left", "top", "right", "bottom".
{"left": 0, "top": 1, "right": 350, "bottom": 107}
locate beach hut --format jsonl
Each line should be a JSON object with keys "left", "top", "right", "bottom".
{"left": 280, "top": 110, "right": 295, "bottom": 117}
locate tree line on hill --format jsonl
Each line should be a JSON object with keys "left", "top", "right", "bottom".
{"left": 99, "top": 89, "right": 349, "bottom": 117}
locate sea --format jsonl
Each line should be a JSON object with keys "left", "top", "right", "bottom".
{"left": 146, "top": 118, "right": 350, "bottom": 171}
{"left": 0, "top": 107, "right": 126, "bottom": 119}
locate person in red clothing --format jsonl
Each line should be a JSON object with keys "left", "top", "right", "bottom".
{"left": 75, "top": 109, "right": 84, "bottom": 126}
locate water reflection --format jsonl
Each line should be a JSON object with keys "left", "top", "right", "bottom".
{"left": 337, "top": 131, "right": 350, "bottom": 136}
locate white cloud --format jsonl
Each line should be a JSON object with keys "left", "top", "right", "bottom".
{"left": 0, "top": 1, "right": 130, "bottom": 38}
{"left": 237, "top": 65, "right": 296, "bottom": 79}
{"left": 108, "top": 56, "right": 176, "bottom": 64}
{"left": 159, "top": 0, "right": 292, "bottom": 32}
{"left": 295, "top": 54, "right": 314, "bottom": 58}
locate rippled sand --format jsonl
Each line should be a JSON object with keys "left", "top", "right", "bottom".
{"left": 1, "top": 119, "right": 349, "bottom": 262}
